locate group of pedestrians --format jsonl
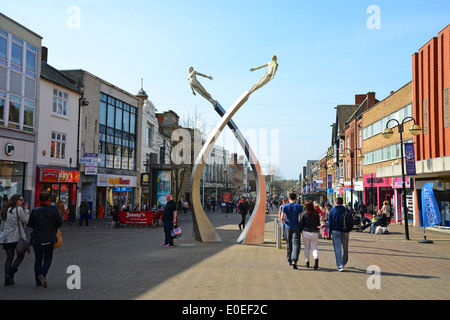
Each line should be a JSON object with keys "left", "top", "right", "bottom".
{"left": 280, "top": 193, "right": 351, "bottom": 272}
{"left": 0, "top": 191, "right": 62, "bottom": 288}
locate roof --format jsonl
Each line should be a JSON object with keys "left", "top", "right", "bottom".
{"left": 40, "top": 61, "right": 81, "bottom": 93}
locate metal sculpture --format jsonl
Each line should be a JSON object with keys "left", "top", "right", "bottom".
{"left": 189, "top": 57, "right": 278, "bottom": 243}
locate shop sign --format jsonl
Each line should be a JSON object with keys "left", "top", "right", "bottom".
{"left": 404, "top": 143, "right": 416, "bottom": 176}
{"left": 97, "top": 174, "right": 137, "bottom": 187}
{"left": 41, "top": 169, "right": 80, "bottom": 183}
{"left": 119, "top": 210, "right": 162, "bottom": 225}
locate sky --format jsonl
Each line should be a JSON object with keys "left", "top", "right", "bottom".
{"left": 2, "top": 0, "right": 449, "bottom": 180}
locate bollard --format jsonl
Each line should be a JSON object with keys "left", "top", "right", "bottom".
{"left": 274, "top": 218, "right": 282, "bottom": 249}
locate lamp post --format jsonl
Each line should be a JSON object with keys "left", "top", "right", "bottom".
{"left": 382, "top": 117, "right": 421, "bottom": 240}
{"left": 339, "top": 148, "right": 364, "bottom": 214}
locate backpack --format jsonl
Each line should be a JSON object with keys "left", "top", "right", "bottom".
{"left": 341, "top": 209, "right": 354, "bottom": 233}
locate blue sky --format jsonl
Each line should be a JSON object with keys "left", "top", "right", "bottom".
{"left": 2, "top": 0, "right": 449, "bottom": 179}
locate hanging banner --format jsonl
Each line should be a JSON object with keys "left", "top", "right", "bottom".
{"left": 156, "top": 171, "right": 171, "bottom": 206}
{"left": 404, "top": 143, "right": 416, "bottom": 176}
{"left": 421, "top": 183, "right": 441, "bottom": 228}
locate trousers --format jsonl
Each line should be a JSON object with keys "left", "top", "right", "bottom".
{"left": 33, "top": 243, "right": 54, "bottom": 286}
{"left": 331, "top": 230, "right": 349, "bottom": 269}
{"left": 302, "top": 231, "right": 319, "bottom": 262}
{"left": 285, "top": 227, "right": 300, "bottom": 263}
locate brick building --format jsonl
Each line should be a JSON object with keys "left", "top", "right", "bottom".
{"left": 411, "top": 24, "right": 450, "bottom": 227}
{"left": 365, "top": 82, "right": 414, "bottom": 223}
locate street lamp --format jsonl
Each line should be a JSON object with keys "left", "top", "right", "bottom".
{"left": 339, "top": 148, "right": 365, "bottom": 214}
{"left": 382, "top": 116, "right": 421, "bottom": 241}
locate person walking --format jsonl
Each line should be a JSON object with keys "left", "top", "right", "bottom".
{"left": 299, "top": 200, "right": 320, "bottom": 270}
{"left": 329, "top": 197, "right": 350, "bottom": 272}
{"left": 237, "top": 197, "right": 249, "bottom": 230}
{"left": 28, "top": 191, "right": 62, "bottom": 288}
{"left": 79, "top": 198, "right": 90, "bottom": 226}
{"left": 161, "top": 194, "right": 177, "bottom": 247}
{"left": 68, "top": 200, "right": 76, "bottom": 226}
{"left": 0, "top": 194, "right": 29, "bottom": 286}
{"left": 281, "top": 193, "right": 303, "bottom": 269}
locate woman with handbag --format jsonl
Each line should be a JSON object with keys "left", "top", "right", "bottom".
{"left": 0, "top": 194, "right": 29, "bottom": 286}
{"left": 28, "top": 191, "right": 62, "bottom": 288}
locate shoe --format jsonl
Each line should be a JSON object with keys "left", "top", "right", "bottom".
{"left": 338, "top": 267, "right": 344, "bottom": 272}
{"left": 39, "top": 275, "right": 47, "bottom": 288}
{"left": 160, "top": 243, "right": 167, "bottom": 247}
{"left": 314, "top": 259, "right": 319, "bottom": 270}
{"left": 288, "top": 260, "right": 292, "bottom": 265}
{"left": 165, "top": 244, "right": 174, "bottom": 247}
{"left": 305, "top": 261, "right": 310, "bottom": 268}
{"left": 4, "top": 274, "right": 14, "bottom": 286}
{"left": 238, "top": 224, "right": 241, "bottom": 230}
{"left": 292, "top": 261, "right": 298, "bottom": 269}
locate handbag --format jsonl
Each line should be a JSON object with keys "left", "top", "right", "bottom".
{"left": 54, "top": 229, "right": 63, "bottom": 248}
{"left": 171, "top": 224, "right": 182, "bottom": 238}
{"left": 16, "top": 208, "right": 30, "bottom": 255}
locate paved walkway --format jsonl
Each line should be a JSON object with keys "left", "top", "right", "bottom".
{"left": 136, "top": 209, "right": 450, "bottom": 300}
{"left": 1, "top": 208, "right": 449, "bottom": 301}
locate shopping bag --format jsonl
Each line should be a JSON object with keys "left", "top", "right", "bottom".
{"left": 171, "top": 224, "right": 182, "bottom": 238}
{"left": 54, "top": 229, "right": 63, "bottom": 248}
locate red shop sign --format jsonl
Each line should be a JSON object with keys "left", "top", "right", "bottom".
{"left": 119, "top": 211, "right": 163, "bottom": 225}
{"left": 41, "top": 169, "right": 80, "bottom": 183}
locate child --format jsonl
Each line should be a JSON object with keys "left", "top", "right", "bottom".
{"left": 320, "top": 219, "right": 329, "bottom": 239}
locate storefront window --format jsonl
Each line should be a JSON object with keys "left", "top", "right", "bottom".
{"left": 0, "top": 161, "right": 25, "bottom": 201}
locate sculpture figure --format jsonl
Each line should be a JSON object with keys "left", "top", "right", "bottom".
{"left": 249, "top": 55, "right": 278, "bottom": 94}
{"left": 188, "top": 67, "right": 216, "bottom": 106}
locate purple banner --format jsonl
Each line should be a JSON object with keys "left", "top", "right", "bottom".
{"left": 404, "top": 143, "right": 416, "bottom": 176}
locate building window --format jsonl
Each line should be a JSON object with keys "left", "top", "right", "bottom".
{"left": 146, "top": 122, "right": 153, "bottom": 147}
{"left": 51, "top": 132, "right": 67, "bottom": 160}
{"left": 0, "top": 29, "right": 36, "bottom": 133}
{"left": 8, "top": 95, "right": 21, "bottom": 130}
{"left": 53, "top": 89, "right": 68, "bottom": 116}
{"left": 98, "top": 92, "right": 137, "bottom": 170}
{"left": 0, "top": 91, "right": 5, "bottom": 126}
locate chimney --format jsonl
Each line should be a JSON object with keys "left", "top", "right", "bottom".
{"left": 41, "top": 46, "right": 48, "bottom": 63}
{"left": 367, "top": 92, "right": 376, "bottom": 108}
{"left": 355, "top": 94, "right": 366, "bottom": 105}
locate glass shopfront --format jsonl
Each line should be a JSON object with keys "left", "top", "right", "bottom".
{"left": 0, "top": 160, "right": 25, "bottom": 206}
{"left": 35, "top": 167, "right": 80, "bottom": 210}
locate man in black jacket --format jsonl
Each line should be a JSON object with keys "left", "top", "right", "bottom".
{"left": 28, "top": 191, "right": 62, "bottom": 287}
{"left": 161, "top": 194, "right": 177, "bottom": 247}
{"left": 237, "top": 197, "right": 249, "bottom": 230}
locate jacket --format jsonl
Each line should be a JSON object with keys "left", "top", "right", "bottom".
{"left": 28, "top": 204, "right": 62, "bottom": 246}
{"left": 328, "top": 205, "right": 347, "bottom": 233}
{"left": 299, "top": 211, "right": 320, "bottom": 233}
{"left": 237, "top": 200, "right": 249, "bottom": 214}
{"left": 0, "top": 207, "right": 29, "bottom": 244}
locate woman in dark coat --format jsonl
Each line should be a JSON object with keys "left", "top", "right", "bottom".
{"left": 28, "top": 191, "right": 62, "bottom": 288}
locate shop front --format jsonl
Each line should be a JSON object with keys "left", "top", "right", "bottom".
{"left": 97, "top": 173, "right": 137, "bottom": 212}
{"left": 416, "top": 178, "right": 450, "bottom": 228}
{"left": 0, "top": 160, "right": 26, "bottom": 207}
{"left": 35, "top": 167, "right": 80, "bottom": 210}
{"left": 363, "top": 173, "right": 413, "bottom": 222}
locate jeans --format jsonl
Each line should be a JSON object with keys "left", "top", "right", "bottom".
{"left": 331, "top": 231, "right": 349, "bottom": 269}
{"left": 33, "top": 243, "right": 54, "bottom": 286}
{"left": 79, "top": 214, "right": 89, "bottom": 226}
{"left": 285, "top": 227, "right": 300, "bottom": 264}
{"left": 163, "top": 222, "right": 173, "bottom": 246}
{"left": 302, "top": 231, "right": 319, "bottom": 262}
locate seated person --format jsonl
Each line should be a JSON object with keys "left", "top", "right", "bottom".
{"left": 370, "top": 210, "right": 387, "bottom": 234}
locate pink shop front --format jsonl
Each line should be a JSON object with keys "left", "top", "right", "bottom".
{"left": 363, "top": 173, "right": 413, "bottom": 223}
